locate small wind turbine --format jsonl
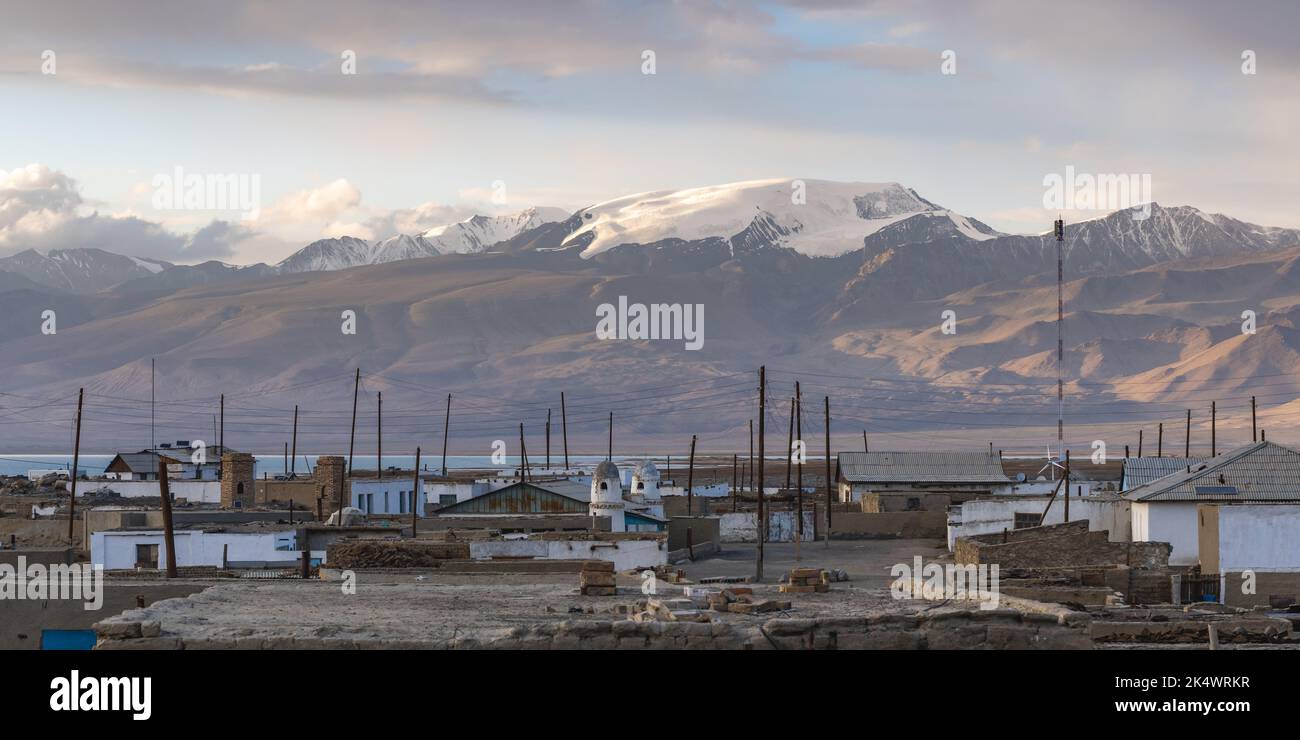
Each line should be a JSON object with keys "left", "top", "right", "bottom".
{"left": 1037, "top": 445, "right": 1066, "bottom": 481}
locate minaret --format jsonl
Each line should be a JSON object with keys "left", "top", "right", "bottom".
{"left": 630, "top": 460, "right": 661, "bottom": 503}
{"left": 589, "top": 460, "right": 626, "bottom": 532}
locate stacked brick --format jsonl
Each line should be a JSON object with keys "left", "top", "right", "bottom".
{"left": 580, "top": 560, "right": 616, "bottom": 595}
{"left": 780, "top": 567, "right": 830, "bottom": 593}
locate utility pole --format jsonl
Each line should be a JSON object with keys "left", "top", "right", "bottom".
{"left": 784, "top": 397, "right": 795, "bottom": 495}
{"left": 411, "top": 447, "right": 421, "bottom": 537}
{"left": 376, "top": 391, "right": 383, "bottom": 480}
{"left": 748, "top": 419, "right": 754, "bottom": 494}
{"left": 518, "top": 423, "right": 527, "bottom": 482}
{"left": 347, "top": 368, "right": 359, "bottom": 476}
{"left": 790, "top": 384, "right": 800, "bottom": 546}
{"left": 68, "top": 388, "right": 83, "bottom": 543}
{"left": 441, "top": 393, "right": 451, "bottom": 476}
{"left": 1063, "top": 450, "right": 1071, "bottom": 522}
{"left": 219, "top": 393, "right": 224, "bottom": 454}
{"left": 1252, "top": 396, "right": 1258, "bottom": 442}
{"left": 686, "top": 434, "right": 697, "bottom": 516}
{"left": 732, "top": 453, "right": 738, "bottom": 513}
{"left": 1138, "top": 429, "right": 1143, "bottom": 458}
{"left": 560, "top": 392, "right": 569, "bottom": 470}
{"left": 1055, "top": 217, "right": 1065, "bottom": 449}
{"left": 824, "top": 396, "right": 832, "bottom": 544}
{"left": 546, "top": 409, "right": 552, "bottom": 470}
{"left": 1186, "top": 409, "right": 1191, "bottom": 457}
{"left": 863, "top": 430, "right": 868, "bottom": 452}
{"left": 150, "top": 358, "right": 155, "bottom": 452}
{"left": 756, "top": 366, "right": 766, "bottom": 582}
{"left": 1211, "top": 401, "right": 1217, "bottom": 456}
{"left": 290, "top": 404, "right": 298, "bottom": 477}
{"left": 1157, "top": 423, "right": 1163, "bottom": 457}
{"left": 158, "top": 456, "right": 177, "bottom": 578}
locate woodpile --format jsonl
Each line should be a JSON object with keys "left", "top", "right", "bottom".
{"left": 325, "top": 539, "right": 469, "bottom": 568}
{"left": 579, "top": 560, "right": 616, "bottom": 595}
{"left": 779, "top": 567, "right": 830, "bottom": 593}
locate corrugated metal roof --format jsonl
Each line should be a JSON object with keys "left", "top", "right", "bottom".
{"left": 434, "top": 482, "right": 589, "bottom": 515}
{"left": 1121, "top": 456, "right": 1211, "bottom": 491}
{"left": 1124, "top": 441, "right": 1300, "bottom": 502}
{"left": 836, "top": 451, "right": 1009, "bottom": 484}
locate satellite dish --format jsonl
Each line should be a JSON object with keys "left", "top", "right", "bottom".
{"left": 1015, "top": 472, "right": 1027, "bottom": 483}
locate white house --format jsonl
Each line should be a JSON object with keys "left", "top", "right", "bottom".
{"left": 91, "top": 526, "right": 308, "bottom": 570}
{"left": 351, "top": 478, "right": 426, "bottom": 517}
{"left": 1127, "top": 441, "right": 1300, "bottom": 566}
{"left": 1199, "top": 503, "right": 1300, "bottom": 607}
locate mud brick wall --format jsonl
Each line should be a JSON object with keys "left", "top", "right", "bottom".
{"left": 830, "top": 511, "right": 946, "bottom": 539}
{"left": 314, "top": 456, "right": 346, "bottom": 512}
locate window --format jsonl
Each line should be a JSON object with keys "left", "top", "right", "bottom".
{"left": 906, "top": 497, "right": 921, "bottom": 511}
{"left": 439, "top": 494, "right": 457, "bottom": 506}
{"left": 600, "top": 481, "right": 608, "bottom": 490}
{"left": 383, "top": 492, "right": 389, "bottom": 512}
{"left": 399, "top": 491, "right": 407, "bottom": 514}
{"left": 134, "top": 544, "right": 159, "bottom": 568}
{"left": 1014, "top": 512, "right": 1039, "bottom": 529}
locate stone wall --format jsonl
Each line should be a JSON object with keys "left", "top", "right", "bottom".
{"left": 219, "top": 453, "right": 255, "bottom": 509}
{"left": 314, "top": 456, "right": 346, "bottom": 514}
{"left": 255, "top": 480, "right": 318, "bottom": 507}
{"left": 955, "top": 520, "right": 1169, "bottom": 570}
{"left": 667, "top": 516, "right": 720, "bottom": 552}
{"left": 861, "top": 492, "right": 951, "bottom": 513}
{"left": 95, "top": 607, "right": 1092, "bottom": 650}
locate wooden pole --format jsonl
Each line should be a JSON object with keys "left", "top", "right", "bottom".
{"left": 546, "top": 409, "right": 551, "bottom": 470}
{"left": 519, "top": 423, "right": 527, "bottom": 482}
{"left": 441, "top": 393, "right": 451, "bottom": 476}
{"left": 795, "top": 381, "right": 804, "bottom": 541}
{"left": 347, "top": 368, "right": 359, "bottom": 476}
{"left": 158, "top": 455, "right": 178, "bottom": 578}
{"left": 67, "top": 388, "right": 83, "bottom": 543}
{"left": 1063, "top": 450, "right": 1071, "bottom": 522}
{"left": 1252, "top": 396, "right": 1258, "bottom": 442}
{"left": 1157, "top": 423, "right": 1163, "bottom": 457}
{"left": 732, "top": 453, "right": 738, "bottom": 513}
{"left": 1138, "top": 429, "right": 1143, "bottom": 457}
{"left": 863, "top": 430, "right": 868, "bottom": 452}
{"left": 219, "top": 393, "right": 224, "bottom": 454}
{"left": 1186, "top": 409, "right": 1191, "bottom": 457}
{"left": 376, "top": 391, "right": 383, "bottom": 480}
{"left": 1211, "top": 401, "right": 1217, "bottom": 456}
{"left": 290, "top": 404, "right": 298, "bottom": 476}
{"left": 784, "top": 396, "right": 795, "bottom": 494}
{"left": 748, "top": 419, "right": 754, "bottom": 493}
{"left": 686, "top": 434, "right": 697, "bottom": 516}
{"left": 560, "top": 392, "right": 569, "bottom": 469}
{"left": 824, "top": 396, "right": 832, "bottom": 543}
{"left": 756, "top": 366, "right": 766, "bottom": 582}
{"left": 411, "top": 446, "right": 421, "bottom": 537}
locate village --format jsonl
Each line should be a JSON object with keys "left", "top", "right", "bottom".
{"left": 3, "top": 403, "right": 1299, "bottom": 651}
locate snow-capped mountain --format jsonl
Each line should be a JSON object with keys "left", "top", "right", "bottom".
{"left": 0, "top": 248, "right": 173, "bottom": 293}
{"left": 421, "top": 206, "right": 570, "bottom": 254}
{"left": 562, "top": 178, "right": 996, "bottom": 258}
{"left": 276, "top": 207, "right": 570, "bottom": 274}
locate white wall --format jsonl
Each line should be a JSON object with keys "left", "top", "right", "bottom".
{"left": 719, "top": 511, "right": 816, "bottom": 543}
{"left": 661, "top": 482, "right": 730, "bottom": 498}
{"left": 467, "top": 538, "right": 665, "bottom": 570}
{"left": 79, "top": 480, "right": 221, "bottom": 503}
{"left": 946, "top": 497, "right": 1129, "bottom": 551}
{"left": 91, "top": 529, "right": 299, "bottom": 569}
{"left": 351, "top": 479, "right": 426, "bottom": 517}
{"left": 1133, "top": 501, "right": 1200, "bottom": 566}
{"left": 423, "top": 480, "right": 489, "bottom": 506}
{"left": 1215, "top": 505, "right": 1300, "bottom": 572}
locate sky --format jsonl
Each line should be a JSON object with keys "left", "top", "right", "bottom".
{"left": 1, "top": 0, "right": 1297, "bottom": 265}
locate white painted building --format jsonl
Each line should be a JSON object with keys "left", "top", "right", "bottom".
{"left": 351, "top": 478, "right": 426, "bottom": 517}
{"left": 79, "top": 479, "right": 222, "bottom": 503}
{"left": 589, "top": 461, "right": 626, "bottom": 532}
{"left": 91, "top": 527, "right": 311, "bottom": 570}
{"left": 1125, "top": 442, "right": 1300, "bottom": 566}
{"left": 947, "top": 495, "right": 1130, "bottom": 551}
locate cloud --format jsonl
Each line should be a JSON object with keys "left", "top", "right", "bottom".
{"left": 0, "top": 164, "right": 254, "bottom": 262}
